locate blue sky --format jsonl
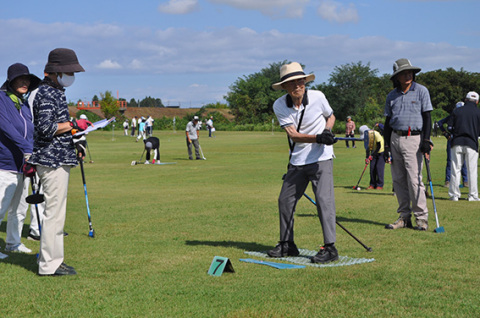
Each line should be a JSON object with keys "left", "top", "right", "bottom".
{"left": 1, "top": 0, "right": 479, "bottom": 107}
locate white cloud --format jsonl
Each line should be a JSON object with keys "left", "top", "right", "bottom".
{"left": 208, "top": 0, "right": 309, "bottom": 18}
{"left": 318, "top": 0, "right": 359, "bottom": 23}
{"left": 158, "top": 0, "right": 199, "bottom": 14}
{"left": 2, "top": 18, "right": 479, "bottom": 103}
{"left": 97, "top": 59, "right": 122, "bottom": 69}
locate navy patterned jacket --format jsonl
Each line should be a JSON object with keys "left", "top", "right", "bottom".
{"left": 29, "top": 77, "right": 77, "bottom": 168}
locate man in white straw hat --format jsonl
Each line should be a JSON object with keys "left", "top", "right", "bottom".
{"left": 267, "top": 62, "right": 339, "bottom": 264}
{"left": 383, "top": 58, "right": 433, "bottom": 231}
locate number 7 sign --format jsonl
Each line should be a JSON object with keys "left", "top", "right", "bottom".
{"left": 207, "top": 256, "right": 235, "bottom": 276}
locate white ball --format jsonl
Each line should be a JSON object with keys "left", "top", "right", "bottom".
{"left": 357, "top": 187, "right": 361, "bottom": 191}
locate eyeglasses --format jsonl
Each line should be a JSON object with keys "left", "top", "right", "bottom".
{"left": 284, "top": 78, "right": 305, "bottom": 87}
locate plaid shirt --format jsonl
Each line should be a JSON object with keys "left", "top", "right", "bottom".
{"left": 29, "top": 77, "right": 77, "bottom": 168}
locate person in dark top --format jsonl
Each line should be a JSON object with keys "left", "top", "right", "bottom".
{"left": 447, "top": 91, "right": 480, "bottom": 201}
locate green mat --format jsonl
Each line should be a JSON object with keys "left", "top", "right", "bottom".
{"left": 245, "top": 249, "right": 375, "bottom": 268}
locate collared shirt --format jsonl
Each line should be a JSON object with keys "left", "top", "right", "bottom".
{"left": 345, "top": 120, "right": 355, "bottom": 134}
{"left": 29, "top": 78, "right": 77, "bottom": 168}
{"left": 384, "top": 82, "right": 433, "bottom": 131}
{"left": 185, "top": 121, "right": 199, "bottom": 140}
{"left": 273, "top": 89, "right": 334, "bottom": 166}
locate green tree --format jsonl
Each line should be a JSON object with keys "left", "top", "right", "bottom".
{"left": 314, "top": 61, "right": 380, "bottom": 122}
{"left": 417, "top": 68, "right": 480, "bottom": 114}
{"left": 92, "top": 94, "right": 99, "bottom": 102}
{"left": 100, "top": 91, "right": 119, "bottom": 118}
{"left": 225, "top": 61, "right": 290, "bottom": 124}
{"left": 129, "top": 98, "right": 138, "bottom": 107}
{"left": 139, "top": 96, "right": 164, "bottom": 107}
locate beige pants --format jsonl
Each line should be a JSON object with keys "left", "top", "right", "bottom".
{"left": 391, "top": 133, "right": 428, "bottom": 221}
{"left": 36, "top": 165, "right": 71, "bottom": 275}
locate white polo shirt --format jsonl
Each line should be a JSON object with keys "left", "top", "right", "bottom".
{"left": 273, "top": 90, "right": 334, "bottom": 166}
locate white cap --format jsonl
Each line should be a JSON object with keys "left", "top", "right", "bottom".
{"left": 466, "top": 91, "right": 479, "bottom": 101}
{"left": 80, "top": 114, "right": 87, "bottom": 120}
{"left": 359, "top": 125, "right": 370, "bottom": 138}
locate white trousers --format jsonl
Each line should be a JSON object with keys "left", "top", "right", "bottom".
{"left": 37, "top": 165, "right": 71, "bottom": 275}
{"left": 449, "top": 145, "right": 478, "bottom": 199}
{"left": 0, "top": 170, "right": 25, "bottom": 246}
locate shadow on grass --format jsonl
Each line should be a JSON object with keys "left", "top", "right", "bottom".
{"left": 185, "top": 240, "right": 272, "bottom": 251}
{"left": 297, "top": 214, "right": 385, "bottom": 227}
{"left": 0, "top": 238, "right": 38, "bottom": 274}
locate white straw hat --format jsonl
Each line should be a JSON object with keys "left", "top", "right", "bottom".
{"left": 272, "top": 62, "right": 315, "bottom": 91}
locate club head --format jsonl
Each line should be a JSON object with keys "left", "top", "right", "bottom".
{"left": 434, "top": 226, "right": 445, "bottom": 233}
{"left": 26, "top": 193, "right": 45, "bottom": 204}
{"left": 88, "top": 230, "right": 95, "bottom": 238}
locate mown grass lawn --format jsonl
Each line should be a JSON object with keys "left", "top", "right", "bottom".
{"left": 1, "top": 130, "right": 479, "bottom": 317}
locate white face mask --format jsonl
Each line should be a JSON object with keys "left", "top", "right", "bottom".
{"left": 57, "top": 73, "right": 75, "bottom": 87}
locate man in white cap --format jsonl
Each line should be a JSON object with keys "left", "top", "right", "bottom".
{"left": 28, "top": 48, "right": 85, "bottom": 276}
{"left": 383, "top": 58, "right": 433, "bottom": 231}
{"left": 448, "top": 91, "right": 480, "bottom": 201}
{"left": 437, "top": 101, "right": 468, "bottom": 188}
{"left": 267, "top": 62, "right": 339, "bottom": 264}
{"left": 185, "top": 116, "right": 201, "bottom": 160}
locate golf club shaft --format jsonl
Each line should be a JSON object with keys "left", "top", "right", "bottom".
{"left": 334, "top": 137, "right": 364, "bottom": 141}
{"left": 86, "top": 140, "right": 93, "bottom": 161}
{"left": 303, "top": 193, "right": 372, "bottom": 252}
{"left": 79, "top": 158, "right": 94, "bottom": 233}
{"left": 199, "top": 144, "right": 206, "bottom": 159}
{"left": 424, "top": 155, "right": 441, "bottom": 229}
{"left": 354, "top": 161, "right": 369, "bottom": 189}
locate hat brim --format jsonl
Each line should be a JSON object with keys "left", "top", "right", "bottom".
{"left": 44, "top": 64, "right": 85, "bottom": 73}
{"left": 0, "top": 74, "right": 41, "bottom": 91}
{"left": 390, "top": 66, "right": 421, "bottom": 80}
{"left": 272, "top": 73, "right": 315, "bottom": 91}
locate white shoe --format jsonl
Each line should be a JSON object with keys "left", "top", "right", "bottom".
{"left": 468, "top": 196, "right": 480, "bottom": 201}
{"left": 155, "top": 161, "right": 161, "bottom": 165}
{"left": 449, "top": 197, "right": 459, "bottom": 201}
{"left": 144, "top": 160, "right": 149, "bottom": 164}
{"left": 0, "top": 252, "right": 8, "bottom": 259}
{"left": 5, "top": 243, "right": 32, "bottom": 254}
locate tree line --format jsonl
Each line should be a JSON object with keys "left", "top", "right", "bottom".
{"left": 226, "top": 61, "right": 480, "bottom": 132}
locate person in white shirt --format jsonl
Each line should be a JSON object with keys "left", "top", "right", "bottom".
{"left": 267, "top": 62, "right": 339, "bottom": 264}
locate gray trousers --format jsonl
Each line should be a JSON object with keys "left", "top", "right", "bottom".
{"left": 390, "top": 133, "right": 428, "bottom": 220}
{"left": 187, "top": 138, "right": 200, "bottom": 159}
{"left": 278, "top": 160, "right": 336, "bottom": 245}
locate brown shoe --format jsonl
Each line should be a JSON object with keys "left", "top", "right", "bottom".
{"left": 385, "top": 216, "right": 412, "bottom": 229}
{"left": 376, "top": 187, "right": 383, "bottom": 190}
{"left": 443, "top": 181, "right": 450, "bottom": 188}
{"left": 414, "top": 219, "right": 428, "bottom": 231}
{"left": 367, "top": 186, "right": 375, "bottom": 190}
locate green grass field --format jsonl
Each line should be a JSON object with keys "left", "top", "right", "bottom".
{"left": 1, "top": 130, "right": 479, "bottom": 317}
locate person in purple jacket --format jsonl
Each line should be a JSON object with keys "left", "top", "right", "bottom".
{"left": 0, "top": 63, "right": 40, "bottom": 258}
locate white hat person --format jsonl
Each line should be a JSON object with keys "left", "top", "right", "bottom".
{"left": 272, "top": 62, "right": 315, "bottom": 90}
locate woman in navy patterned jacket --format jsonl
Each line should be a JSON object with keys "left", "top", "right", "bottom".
{"left": 28, "top": 48, "right": 85, "bottom": 276}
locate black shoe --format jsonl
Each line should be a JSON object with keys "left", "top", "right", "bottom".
{"left": 267, "top": 241, "right": 299, "bottom": 257}
{"left": 64, "top": 232, "right": 68, "bottom": 237}
{"left": 311, "top": 244, "right": 339, "bottom": 264}
{"left": 39, "top": 263, "right": 77, "bottom": 276}
{"left": 27, "top": 231, "right": 40, "bottom": 241}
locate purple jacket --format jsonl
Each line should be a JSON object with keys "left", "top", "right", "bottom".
{"left": 0, "top": 90, "right": 34, "bottom": 173}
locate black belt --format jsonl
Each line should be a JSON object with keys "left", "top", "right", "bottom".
{"left": 394, "top": 130, "right": 421, "bottom": 136}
